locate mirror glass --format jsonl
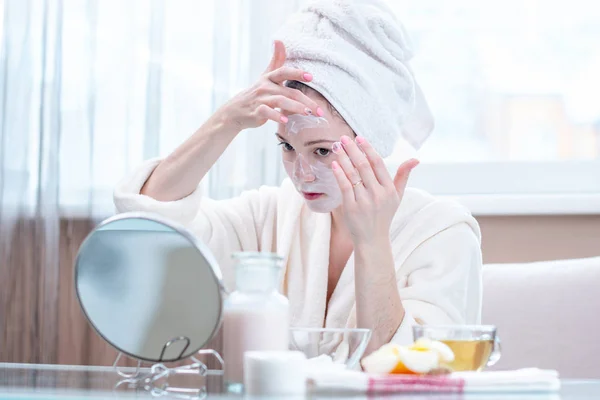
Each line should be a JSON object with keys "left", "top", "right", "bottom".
{"left": 75, "top": 213, "right": 224, "bottom": 362}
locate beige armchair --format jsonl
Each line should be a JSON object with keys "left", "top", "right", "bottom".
{"left": 482, "top": 256, "right": 600, "bottom": 378}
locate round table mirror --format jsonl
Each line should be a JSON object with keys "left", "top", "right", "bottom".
{"left": 74, "top": 212, "right": 224, "bottom": 363}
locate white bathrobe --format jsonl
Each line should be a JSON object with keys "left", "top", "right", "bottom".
{"left": 114, "top": 159, "right": 482, "bottom": 345}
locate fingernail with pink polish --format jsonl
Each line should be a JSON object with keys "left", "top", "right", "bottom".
{"left": 316, "top": 107, "right": 324, "bottom": 117}
{"left": 340, "top": 136, "right": 350, "bottom": 145}
{"left": 280, "top": 115, "right": 289, "bottom": 123}
{"left": 332, "top": 142, "right": 342, "bottom": 153}
{"left": 356, "top": 136, "right": 366, "bottom": 145}
{"left": 303, "top": 73, "right": 313, "bottom": 81}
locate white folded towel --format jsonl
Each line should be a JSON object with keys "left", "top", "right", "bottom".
{"left": 275, "top": 0, "right": 434, "bottom": 157}
{"left": 307, "top": 368, "right": 561, "bottom": 395}
{"left": 454, "top": 368, "right": 560, "bottom": 392}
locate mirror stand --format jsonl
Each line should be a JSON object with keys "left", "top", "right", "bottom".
{"left": 74, "top": 213, "right": 227, "bottom": 399}
{"left": 113, "top": 341, "right": 224, "bottom": 399}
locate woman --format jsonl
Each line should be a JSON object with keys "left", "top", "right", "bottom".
{"left": 114, "top": 0, "right": 482, "bottom": 354}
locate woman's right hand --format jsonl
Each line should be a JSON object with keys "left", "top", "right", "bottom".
{"left": 139, "top": 43, "right": 322, "bottom": 201}
{"left": 217, "top": 40, "right": 324, "bottom": 130}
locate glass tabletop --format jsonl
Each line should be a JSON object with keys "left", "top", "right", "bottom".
{"left": 0, "top": 363, "right": 598, "bottom": 399}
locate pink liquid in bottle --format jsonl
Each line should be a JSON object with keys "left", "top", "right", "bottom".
{"left": 222, "top": 252, "right": 289, "bottom": 392}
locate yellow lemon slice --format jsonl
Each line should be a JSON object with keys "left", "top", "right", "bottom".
{"left": 411, "top": 338, "right": 455, "bottom": 363}
{"left": 361, "top": 343, "right": 440, "bottom": 375}
{"left": 392, "top": 346, "right": 440, "bottom": 374}
{"left": 362, "top": 339, "right": 456, "bottom": 375}
{"left": 361, "top": 343, "right": 402, "bottom": 374}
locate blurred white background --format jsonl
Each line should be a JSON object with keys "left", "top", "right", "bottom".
{"left": 391, "top": 0, "right": 600, "bottom": 163}
{"left": 1, "top": 0, "right": 599, "bottom": 218}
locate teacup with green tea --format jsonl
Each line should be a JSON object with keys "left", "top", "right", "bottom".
{"left": 412, "top": 325, "right": 501, "bottom": 372}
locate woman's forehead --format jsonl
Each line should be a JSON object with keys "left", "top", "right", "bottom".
{"left": 278, "top": 111, "right": 351, "bottom": 138}
{"left": 280, "top": 124, "right": 340, "bottom": 144}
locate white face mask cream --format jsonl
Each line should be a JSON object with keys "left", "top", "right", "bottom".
{"left": 282, "top": 114, "right": 342, "bottom": 213}
{"left": 285, "top": 114, "right": 329, "bottom": 135}
{"left": 283, "top": 153, "right": 342, "bottom": 213}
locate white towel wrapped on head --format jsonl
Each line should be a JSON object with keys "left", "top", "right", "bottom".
{"left": 275, "top": 0, "right": 434, "bottom": 157}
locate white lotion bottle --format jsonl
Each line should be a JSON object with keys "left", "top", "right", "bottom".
{"left": 222, "top": 252, "right": 289, "bottom": 393}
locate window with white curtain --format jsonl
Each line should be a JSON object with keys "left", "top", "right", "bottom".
{"left": 1, "top": 0, "right": 300, "bottom": 217}
{"left": 2, "top": 0, "right": 599, "bottom": 218}
{"left": 58, "top": 0, "right": 217, "bottom": 214}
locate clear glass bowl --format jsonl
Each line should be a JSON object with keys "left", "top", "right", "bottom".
{"left": 289, "top": 327, "right": 372, "bottom": 370}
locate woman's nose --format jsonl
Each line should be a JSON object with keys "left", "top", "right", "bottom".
{"left": 295, "top": 166, "right": 316, "bottom": 182}
{"left": 295, "top": 156, "right": 316, "bottom": 182}
{"left": 303, "top": 172, "right": 316, "bottom": 183}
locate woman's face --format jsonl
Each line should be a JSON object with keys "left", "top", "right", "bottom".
{"left": 277, "top": 91, "right": 354, "bottom": 213}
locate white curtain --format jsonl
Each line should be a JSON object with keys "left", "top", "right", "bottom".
{"left": 0, "top": 0, "right": 302, "bottom": 222}
{"left": 0, "top": 0, "right": 301, "bottom": 334}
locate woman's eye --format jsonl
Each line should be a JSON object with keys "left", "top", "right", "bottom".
{"left": 279, "top": 142, "right": 294, "bottom": 152}
{"left": 315, "top": 148, "right": 330, "bottom": 157}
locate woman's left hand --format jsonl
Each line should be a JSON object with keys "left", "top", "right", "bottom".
{"left": 331, "top": 135, "right": 419, "bottom": 244}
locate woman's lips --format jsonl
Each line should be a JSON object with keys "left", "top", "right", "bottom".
{"left": 302, "top": 192, "right": 323, "bottom": 200}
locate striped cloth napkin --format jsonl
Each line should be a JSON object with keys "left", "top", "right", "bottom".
{"left": 308, "top": 368, "right": 560, "bottom": 395}
{"left": 368, "top": 374, "right": 465, "bottom": 393}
